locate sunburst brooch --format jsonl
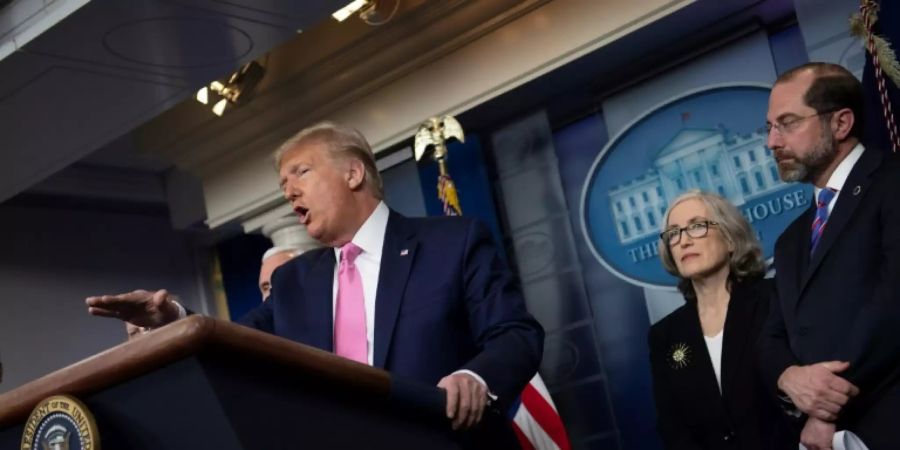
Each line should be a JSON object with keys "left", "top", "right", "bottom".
{"left": 668, "top": 342, "right": 691, "bottom": 369}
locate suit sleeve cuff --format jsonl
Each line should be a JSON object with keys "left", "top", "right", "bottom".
{"left": 778, "top": 392, "right": 803, "bottom": 418}
{"left": 139, "top": 299, "right": 187, "bottom": 334}
{"left": 173, "top": 300, "right": 187, "bottom": 319}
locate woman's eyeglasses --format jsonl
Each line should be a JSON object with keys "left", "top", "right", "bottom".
{"left": 660, "top": 221, "right": 719, "bottom": 246}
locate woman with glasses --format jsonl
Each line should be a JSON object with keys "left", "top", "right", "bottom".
{"left": 648, "top": 190, "right": 795, "bottom": 449}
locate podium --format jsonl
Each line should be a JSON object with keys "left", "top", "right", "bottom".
{"left": 0, "top": 316, "right": 460, "bottom": 449}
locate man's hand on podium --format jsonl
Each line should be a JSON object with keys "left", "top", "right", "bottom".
{"left": 438, "top": 372, "right": 488, "bottom": 431}
{"left": 86, "top": 289, "right": 182, "bottom": 330}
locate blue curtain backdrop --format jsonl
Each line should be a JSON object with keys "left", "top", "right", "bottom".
{"left": 218, "top": 233, "right": 270, "bottom": 320}
{"left": 417, "top": 136, "right": 506, "bottom": 255}
{"left": 487, "top": 110, "right": 625, "bottom": 449}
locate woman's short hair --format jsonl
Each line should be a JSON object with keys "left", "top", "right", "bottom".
{"left": 657, "top": 190, "right": 766, "bottom": 300}
{"left": 273, "top": 121, "right": 384, "bottom": 199}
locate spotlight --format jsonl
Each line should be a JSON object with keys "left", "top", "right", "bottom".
{"left": 332, "top": 0, "right": 369, "bottom": 22}
{"left": 196, "top": 86, "right": 209, "bottom": 104}
{"left": 194, "top": 61, "right": 265, "bottom": 117}
{"left": 212, "top": 98, "right": 228, "bottom": 117}
{"left": 332, "top": 0, "right": 399, "bottom": 25}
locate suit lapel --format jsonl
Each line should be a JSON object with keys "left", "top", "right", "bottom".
{"left": 372, "top": 212, "right": 418, "bottom": 369}
{"left": 306, "top": 249, "right": 336, "bottom": 352}
{"left": 802, "top": 149, "right": 883, "bottom": 291}
{"left": 777, "top": 211, "right": 812, "bottom": 313}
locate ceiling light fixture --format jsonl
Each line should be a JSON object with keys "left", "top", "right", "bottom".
{"left": 332, "top": 0, "right": 369, "bottom": 22}
{"left": 358, "top": 0, "right": 399, "bottom": 26}
{"left": 196, "top": 86, "right": 209, "bottom": 104}
{"left": 211, "top": 98, "right": 228, "bottom": 117}
{"left": 194, "top": 61, "right": 265, "bottom": 117}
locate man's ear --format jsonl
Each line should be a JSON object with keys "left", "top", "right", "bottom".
{"left": 831, "top": 108, "right": 855, "bottom": 141}
{"left": 346, "top": 158, "right": 366, "bottom": 190}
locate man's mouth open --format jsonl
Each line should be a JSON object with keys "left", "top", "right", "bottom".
{"left": 295, "top": 206, "right": 310, "bottom": 224}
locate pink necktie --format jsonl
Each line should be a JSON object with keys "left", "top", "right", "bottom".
{"left": 334, "top": 242, "right": 367, "bottom": 364}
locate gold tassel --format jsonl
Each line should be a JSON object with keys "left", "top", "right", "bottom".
{"left": 438, "top": 175, "right": 462, "bottom": 216}
{"left": 851, "top": 3, "right": 900, "bottom": 87}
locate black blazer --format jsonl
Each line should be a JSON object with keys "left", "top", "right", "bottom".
{"left": 649, "top": 279, "right": 796, "bottom": 450}
{"left": 759, "top": 149, "right": 900, "bottom": 449}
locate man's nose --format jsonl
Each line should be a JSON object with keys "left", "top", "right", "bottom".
{"left": 766, "top": 130, "right": 782, "bottom": 151}
{"left": 283, "top": 183, "right": 299, "bottom": 201}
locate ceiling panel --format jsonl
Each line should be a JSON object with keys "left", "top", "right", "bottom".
{"left": 1, "top": 64, "right": 186, "bottom": 196}
{"left": 0, "top": 0, "right": 334, "bottom": 203}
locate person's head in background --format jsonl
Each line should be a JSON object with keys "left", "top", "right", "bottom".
{"left": 259, "top": 246, "right": 301, "bottom": 301}
{"left": 658, "top": 190, "right": 766, "bottom": 302}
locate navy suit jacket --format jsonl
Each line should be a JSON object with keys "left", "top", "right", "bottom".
{"left": 238, "top": 211, "right": 544, "bottom": 409}
{"left": 759, "top": 148, "right": 900, "bottom": 447}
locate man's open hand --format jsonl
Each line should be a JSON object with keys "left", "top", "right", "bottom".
{"left": 86, "top": 289, "right": 181, "bottom": 328}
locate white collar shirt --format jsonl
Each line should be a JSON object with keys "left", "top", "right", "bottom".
{"left": 814, "top": 143, "right": 864, "bottom": 215}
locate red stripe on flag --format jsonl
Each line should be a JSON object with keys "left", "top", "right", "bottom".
{"left": 512, "top": 422, "right": 537, "bottom": 450}
{"left": 521, "top": 383, "right": 572, "bottom": 450}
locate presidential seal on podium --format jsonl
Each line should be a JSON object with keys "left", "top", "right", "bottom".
{"left": 20, "top": 395, "right": 99, "bottom": 450}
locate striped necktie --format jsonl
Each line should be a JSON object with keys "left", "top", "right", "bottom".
{"left": 810, "top": 188, "right": 837, "bottom": 256}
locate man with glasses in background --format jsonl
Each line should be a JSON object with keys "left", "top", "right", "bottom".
{"left": 758, "top": 62, "right": 900, "bottom": 449}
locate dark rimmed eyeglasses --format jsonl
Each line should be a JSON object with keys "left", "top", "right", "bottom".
{"left": 660, "top": 221, "right": 719, "bottom": 246}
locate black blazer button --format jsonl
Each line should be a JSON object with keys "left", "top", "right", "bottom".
{"left": 723, "top": 431, "right": 734, "bottom": 441}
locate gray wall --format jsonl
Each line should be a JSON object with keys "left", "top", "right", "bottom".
{"left": 0, "top": 204, "right": 207, "bottom": 393}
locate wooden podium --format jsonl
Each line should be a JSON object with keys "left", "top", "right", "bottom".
{"left": 0, "top": 316, "right": 461, "bottom": 449}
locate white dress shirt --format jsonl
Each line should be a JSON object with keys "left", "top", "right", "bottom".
{"left": 815, "top": 143, "right": 864, "bottom": 214}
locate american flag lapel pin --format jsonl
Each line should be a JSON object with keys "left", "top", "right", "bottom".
{"left": 400, "top": 249, "right": 409, "bottom": 256}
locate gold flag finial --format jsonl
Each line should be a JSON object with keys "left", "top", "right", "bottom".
{"left": 414, "top": 115, "right": 465, "bottom": 171}
{"left": 414, "top": 115, "right": 465, "bottom": 215}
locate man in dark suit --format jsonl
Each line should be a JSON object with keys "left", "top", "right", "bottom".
{"left": 759, "top": 62, "right": 900, "bottom": 449}
{"left": 86, "top": 122, "right": 544, "bottom": 438}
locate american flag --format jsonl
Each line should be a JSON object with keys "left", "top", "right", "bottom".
{"left": 510, "top": 373, "right": 571, "bottom": 450}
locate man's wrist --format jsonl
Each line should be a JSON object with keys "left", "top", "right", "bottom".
{"left": 161, "top": 296, "right": 187, "bottom": 323}
{"left": 777, "top": 365, "right": 798, "bottom": 392}
{"left": 452, "top": 369, "right": 498, "bottom": 402}
{"left": 142, "top": 297, "right": 186, "bottom": 333}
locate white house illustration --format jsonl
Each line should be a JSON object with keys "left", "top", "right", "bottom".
{"left": 608, "top": 127, "right": 784, "bottom": 244}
